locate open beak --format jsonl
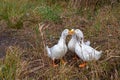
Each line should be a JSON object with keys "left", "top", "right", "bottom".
{"left": 69, "top": 29, "right": 75, "bottom": 35}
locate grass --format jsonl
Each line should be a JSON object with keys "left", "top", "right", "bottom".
{"left": 0, "top": 0, "right": 63, "bottom": 29}
{"left": 0, "top": 0, "right": 120, "bottom": 80}
{"left": 34, "top": 4, "right": 62, "bottom": 23}
{"left": 0, "top": 46, "right": 21, "bottom": 80}
{"left": 0, "top": 0, "right": 34, "bottom": 29}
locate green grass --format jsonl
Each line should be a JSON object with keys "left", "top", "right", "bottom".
{"left": 0, "top": 0, "right": 38, "bottom": 29}
{"left": 0, "top": 46, "right": 21, "bottom": 80}
{"left": 0, "top": 0, "right": 63, "bottom": 28}
{"left": 94, "top": 21, "right": 101, "bottom": 32}
{"left": 34, "top": 5, "right": 62, "bottom": 23}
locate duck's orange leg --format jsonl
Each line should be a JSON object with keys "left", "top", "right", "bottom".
{"left": 79, "top": 62, "right": 87, "bottom": 68}
{"left": 52, "top": 59, "right": 58, "bottom": 67}
{"left": 61, "top": 58, "right": 67, "bottom": 65}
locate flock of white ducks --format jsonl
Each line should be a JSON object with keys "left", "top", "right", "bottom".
{"left": 46, "top": 29, "right": 102, "bottom": 67}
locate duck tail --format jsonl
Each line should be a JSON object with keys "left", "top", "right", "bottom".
{"left": 46, "top": 46, "right": 51, "bottom": 57}
{"left": 96, "top": 50, "right": 102, "bottom": 60}
{"left": 98, "top": 50, "right": 102, "bottom": 55}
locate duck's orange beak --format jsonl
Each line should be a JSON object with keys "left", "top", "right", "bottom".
{"left": 69, "top": 29, "right": 75, "bottom": 35}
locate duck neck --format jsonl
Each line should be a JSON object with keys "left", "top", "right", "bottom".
{"left": 81, "top": 39, "right": 84, "bottom": 44}
{"left": 58, "top": 34, "right": 66, "bottom": 44}
{"left": 72, "top": 34, "right": 77, "bottom": 39}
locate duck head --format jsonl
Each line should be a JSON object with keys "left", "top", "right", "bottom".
{"left": 75, "top": 29, "right": 83, "bottom": 38}
{"left": 75, "top": 29, "right": 84, "bottom": 43}
{"left": 61, "top": 29, "right": 69, "bottom": 38}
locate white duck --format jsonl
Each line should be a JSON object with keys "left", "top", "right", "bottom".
{"left": 68, "top": 29, "right": 90, "bottom": 59}
{"left": 74, "top": 29, "right": 102, "bottom": 67}
{"left": 46, "top": 29, "right": 69, "bottom": 67}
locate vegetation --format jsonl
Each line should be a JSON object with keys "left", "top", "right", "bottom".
{"left": 0, "top": 0, "right": 120, "bottom": 80}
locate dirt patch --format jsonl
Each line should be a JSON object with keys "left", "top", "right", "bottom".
{"left": 0, "top": 26, "right": 36, "bottom": 58}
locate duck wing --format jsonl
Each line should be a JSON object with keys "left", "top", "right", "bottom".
{"left": 83, "top": 45, "right": 102, "bottom": 60}
{"left": 82, "top": 44, "right": 93, "bottom": 54}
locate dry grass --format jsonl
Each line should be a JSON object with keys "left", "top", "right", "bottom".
{"left": 0, "top": 0, "right": 120, "bottom": 80}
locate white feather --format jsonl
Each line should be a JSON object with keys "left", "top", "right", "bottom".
{"left": 68, "top": 29, "right": 90, "bottom": 53}
{"left": 74, "top": 29, "right": 102, "bottom": 61}
{"left": 46, "top": 29, "right": 68, "bottom": 60}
